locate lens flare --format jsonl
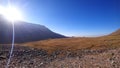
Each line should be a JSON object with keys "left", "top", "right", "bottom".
{"left": 0, "top": 6, "right": 23, "bottom": 22}
{"left": 0, "top": 5, "right": 23, "bottom": 68}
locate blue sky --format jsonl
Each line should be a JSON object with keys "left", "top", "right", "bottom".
{"left": 0, "top": 0, "right": 120, "bottom": 36}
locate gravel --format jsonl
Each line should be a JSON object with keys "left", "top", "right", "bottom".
{"left": 0, "top": 45, "right": 120, "bottom": 68}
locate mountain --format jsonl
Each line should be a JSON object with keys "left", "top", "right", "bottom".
{"left": 110, "top": 29, "right": 120, "bottom": 36}
{"left": 0, "top": 15, "right": 66, "bottom": 44}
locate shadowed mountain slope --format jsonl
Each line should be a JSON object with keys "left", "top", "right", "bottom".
{"left": 0, "top": 15, "right": 66, "bottom": 44}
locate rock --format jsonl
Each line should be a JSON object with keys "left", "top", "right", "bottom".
{"left": 0, "top": 56, "right": 6, "bottom": 60}
{"left": 0, "top": 52, "right": 3, "bottom": 55}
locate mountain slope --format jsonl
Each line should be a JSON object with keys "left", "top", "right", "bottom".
{"left": 110, "top": 29, "right": 120, "bottom": 36}
{"left": 24, "top": 29, "right": 120, "bottom": 53}
{"left": 0, "top": 15, "right": 66, "bottom": 44}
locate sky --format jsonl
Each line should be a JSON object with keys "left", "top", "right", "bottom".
{"left": 0, "top": 0, "right": 120, "bottom": 36}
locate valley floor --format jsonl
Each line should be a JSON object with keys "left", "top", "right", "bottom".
{"left": 0, "top": 45, "right": 120, "bottom": 68}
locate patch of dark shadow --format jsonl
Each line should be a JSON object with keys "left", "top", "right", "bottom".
{"left": 29, "top": 61, "right": 34, "bottom": 65}
{"left": 0, "top": 56, "right": 6, "bottom": 60}
{"left": 0, "top": 52, "right": 3, "bottom": 55}
{"left": 67, "top": 52, "right": 79, "bottom": 58}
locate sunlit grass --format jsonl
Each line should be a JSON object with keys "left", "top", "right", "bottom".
{"left": 24, "top": 35, "right": 120, "bottom": 53}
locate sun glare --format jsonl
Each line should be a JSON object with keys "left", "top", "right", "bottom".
{"left": 0, "top": 6, "right": 23, "bottom": 22}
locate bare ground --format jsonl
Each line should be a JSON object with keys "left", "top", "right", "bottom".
{"left": 0, "top": 44, "right": 120, "bottom": 68}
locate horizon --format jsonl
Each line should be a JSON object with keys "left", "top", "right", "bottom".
{"left": 0, "top": 0, "right": 120, "bottom": 36}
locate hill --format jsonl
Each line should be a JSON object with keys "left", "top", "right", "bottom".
{"left": 110, "top": 29, "right": 120, "bottom": 36}
{"left": 24, "top": 29, "right": 120, "bottom": 53}
{"left": 0, "top": 15, "right": 66, "bottom": 44}
{"left": 0, "top": 25, "right": 120, "bottom": 67}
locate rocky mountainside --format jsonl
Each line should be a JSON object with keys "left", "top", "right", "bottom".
{"left": 0, "top": 15, "right": 66, "bottom": 44}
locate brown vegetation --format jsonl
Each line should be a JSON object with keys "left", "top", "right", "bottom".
{"left": 0, "top": 30, "right": 120, "bottom": 68}
{"left": 24, "top": 35, "right": 120, "bottom": 53}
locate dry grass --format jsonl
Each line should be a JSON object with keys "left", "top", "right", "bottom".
{"left": 23, "top": 35, "right": 120, "bottom": 53}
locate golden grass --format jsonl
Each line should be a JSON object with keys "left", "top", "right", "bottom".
{"left": 23, "top": 35, "right": 120, "bottom": 53}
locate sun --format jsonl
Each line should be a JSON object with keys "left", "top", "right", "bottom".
{"left": 0, "top": 6, "right": 23, "bottom": 22}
